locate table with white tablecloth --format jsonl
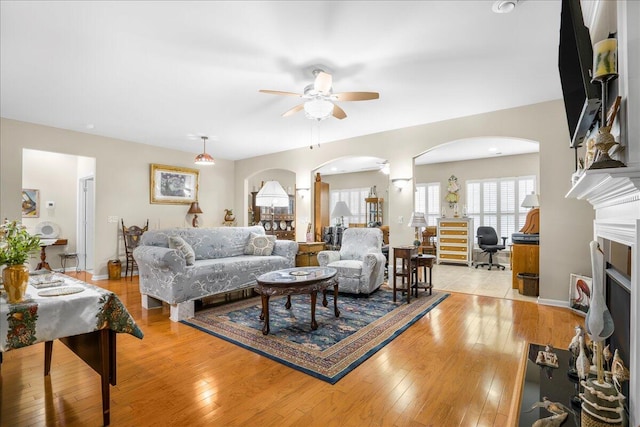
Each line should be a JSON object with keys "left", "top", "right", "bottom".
{"left": 0, "top": 273, "right": 143, "bottom": 426}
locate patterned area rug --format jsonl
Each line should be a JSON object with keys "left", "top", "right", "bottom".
{"left": 182, "top": 288, "right": 449, "bottom": 384}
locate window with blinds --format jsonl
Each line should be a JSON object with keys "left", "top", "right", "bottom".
{"left": 466, "top": 176, "right": 536, "bottom": 244}
{"left": 329, "top": 188, "right": 369, "bottom": 225}
{"left": 415, "top": 182, "right": 441, "bottom": 226}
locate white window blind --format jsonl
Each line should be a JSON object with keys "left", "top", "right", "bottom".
{"left": 466, "top": 176, "right": 536, "bottom": 244}
{"left": 330, "top": 188, "right": 369, "bottom": 225}
{"left": 415, "top": 182, "right": 441, "bottom": 226}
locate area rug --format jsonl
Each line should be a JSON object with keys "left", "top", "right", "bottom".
{"left": 181, "top": 288, "right": 449, "bottom": 384}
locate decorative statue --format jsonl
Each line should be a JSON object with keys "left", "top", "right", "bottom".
{"left": 445, "top": 175, "right": 460, "bottom": 208}
{"left": 224, "top": 209, "right": 235, "bottom": 222}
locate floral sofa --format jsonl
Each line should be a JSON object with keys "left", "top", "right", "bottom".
{"left": 133, "top": 226, "right": 297, "bottom": 321}
{"left": 317, "top": 227, "right": 386, "bottom": 295}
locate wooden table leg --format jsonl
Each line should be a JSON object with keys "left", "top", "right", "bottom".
{"left": 332, "top": 284, "right": 340, "bottom": 317}
{"left": 36, "top": 246, "right": 51, "bottom": 271}
{"left": 285, "top": 295, "right": 292, "bottom": 309}
{"left": 99, "top": 330, "right": 111, "bottom": 426}
{"left": 44, "top": 341, "right": 53, "bottom": 376}
{"left": 261, "top": 294, "right": 270, "bottom": 335}
{"left": 322, "top": 290, "right": 328, "bottom": 307}
{"left": 310, "top": 291, "right": 318, "bottom": 330}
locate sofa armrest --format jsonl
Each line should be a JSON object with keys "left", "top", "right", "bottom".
{"left": 133, "top": 246, "right": 187, "bottom": 273}
{"left": 317, "top": 250, "right": 340, "bottom": 266}
{"left": 273, "top": 240, "right": 298, "bottom": 267}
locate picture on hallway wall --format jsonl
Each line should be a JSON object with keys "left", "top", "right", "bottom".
{"left": 569, "top": 273, "right": 592, "bottom": 315}
{"left": 150, "top": 164, "right": 199, "bottom": 204}
{"left": 21, "top": 189, "right": 39, "bottom": 218}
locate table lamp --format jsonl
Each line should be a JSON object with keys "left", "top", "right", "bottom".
{"left": 519, "top": 192, "right": 539, "bottom": 234}
{"left": 331, "top": 201, "right": 352, "bottom": 227}
{"left": 188, "top": 201, "right": 203, "bottom": 228}
{"left": 255, "top": 181, "right": 289, "bottom": 234}
{"left": 408, "top": 212, "right": 427, "bottom": 247}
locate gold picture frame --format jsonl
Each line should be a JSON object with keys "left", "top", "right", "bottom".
{"left": 150, "top": 164, "right": 199, "bottom": 204}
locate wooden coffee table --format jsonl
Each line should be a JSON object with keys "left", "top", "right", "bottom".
{"left": 255, "top": 267, "right": 339, "bottom": 335}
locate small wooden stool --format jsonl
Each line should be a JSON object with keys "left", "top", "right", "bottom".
{"left": 59, "top": 253, "right": 80, "bottom": 273}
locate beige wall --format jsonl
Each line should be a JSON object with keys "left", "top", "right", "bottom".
{"left": 235, "top": 100, "right": 596, "bottom": 303}
{"left": 21, "top": 149, "right": 91, "bottom": 270}
{"left": 415, "top": 152, "right": 539, "bottom": 217}
{"left": 1, "top": 118, "right": 235, "bottom": 278}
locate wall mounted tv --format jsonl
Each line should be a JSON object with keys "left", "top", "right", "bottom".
{"left": 558, "top": 0, "right": 601, "bottom": 148}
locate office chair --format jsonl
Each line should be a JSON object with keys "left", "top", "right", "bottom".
{"left": 475, "top": 226, "right": 507, "bottom": 270}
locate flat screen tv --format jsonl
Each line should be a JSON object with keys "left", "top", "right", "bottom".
{"left": 558, "top": 0, "right": 601, "bottom": 148}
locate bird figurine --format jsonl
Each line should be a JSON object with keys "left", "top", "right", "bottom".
{"left": 568, "top": 325, "right": 583, "bottom": 356}
{"left": 525, "top": 396, "right": 574, "bottom": 416}
{"left": 576, "top": 336, "right": 591, "bottom": 381}
{"left": 532, "top": 412, "right": 568, "bottom": 427}
{"left": 611, "top": 349, "right": 629, "bottom": 393}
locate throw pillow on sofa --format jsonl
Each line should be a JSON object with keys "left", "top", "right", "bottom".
{"left": 244, "top": 232, "right": 276, "bottom": 256}
{"left": 169, "top": 236, "right": 196, "bottom": 265}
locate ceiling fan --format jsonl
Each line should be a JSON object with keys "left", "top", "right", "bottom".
{"left": 259, "top": 69, "right": 379, "bottom": 121}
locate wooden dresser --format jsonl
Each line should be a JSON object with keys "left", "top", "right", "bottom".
{"left": 436, "top": 218, "right": 473, "bottom": 266}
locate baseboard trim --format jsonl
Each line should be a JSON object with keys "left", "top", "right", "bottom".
{"left": 537, "top": 297, "right": 570, "bottom": 308}
{"left": 92, "top": 274, "right": 109, "bottom": 281}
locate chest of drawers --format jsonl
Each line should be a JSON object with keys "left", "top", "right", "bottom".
{"left": 437, "top": 218, "right": 474, "bottom": 266}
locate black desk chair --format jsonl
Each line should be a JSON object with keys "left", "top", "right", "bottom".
{"left": 475, "top": 226, "right": 507, "bottom": 270}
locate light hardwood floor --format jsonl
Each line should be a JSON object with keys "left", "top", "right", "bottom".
{"left": 1, "top": 270, "right": 581, "bottom": 427}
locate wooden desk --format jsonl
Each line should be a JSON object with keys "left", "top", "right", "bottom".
{"left": 36, "top": 238, "right": 68, "bottom": 270}
{"left": 0, "top": 273, "right": 143, "bottom": 425}
{"left": 512, "top": 244, "right": 539, "bottom": 290}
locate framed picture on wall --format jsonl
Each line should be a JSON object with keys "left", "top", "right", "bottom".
{"left": 150, "top": 164, "right": 199, "bottom": 204}
{"left": 22, "top": 188, "right": 40, "bottom": 218}
{"left": 569, "top": 273, "right": 592, "bottom": 315}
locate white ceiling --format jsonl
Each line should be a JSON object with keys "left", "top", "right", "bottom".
{"left": 1, "top": 1, "right": 564, "bottom": 167}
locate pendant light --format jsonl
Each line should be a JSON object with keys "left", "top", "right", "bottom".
{"left": 194, "top": 136, "right": 215, "bottom": 166}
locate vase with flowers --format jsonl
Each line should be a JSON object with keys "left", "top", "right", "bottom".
{"left": 0, "top": 220, "right": 41, "bottom": 303}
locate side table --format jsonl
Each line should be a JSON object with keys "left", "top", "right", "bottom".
{"left": 392, "top": 246, "right": 418, "bottom": 303}
{"left": 413, "top": 254, "right": 435, "bottom": 297}
{"left": 295, "top": 242, "right": 325, "bottom": 267}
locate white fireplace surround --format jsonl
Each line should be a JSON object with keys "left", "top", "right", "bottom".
{"left": 566, "top": 166, "right": 640, "bottom": 426}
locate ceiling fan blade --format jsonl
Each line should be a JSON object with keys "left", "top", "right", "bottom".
{"left": 314, "top": 71, "right": 332, "bottom": 93}
{"left": 333, "top": 92, "right": 380, "bottom": 101}
{"left": 282, "top": 104, "right": 305, "bottom": 117}
{"left": 332, "top": 104, "right": 347, "bottom": 120}
{"left": 259, "top": 89, "right": 302, "bottom": 97}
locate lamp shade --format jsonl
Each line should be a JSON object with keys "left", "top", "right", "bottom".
{"left": 188, "top": 201, "right": 203, "bottom": 214}
{"left": 331, "top": 201, "right": 352, "bottom": 219}
{"left": 304, "top": 99, "right": 334, "bottom": 120}
{"left": 521, "top": 192, "right": 540, "bottom": 208}
{"left": 408, "top": 212, "right": 427, "bottom": 228}
{"left": 194, "top": 136, "right": 215, "bottom": 166}
{"left": 255, "top": 181, "right": 289, "bottom": 207}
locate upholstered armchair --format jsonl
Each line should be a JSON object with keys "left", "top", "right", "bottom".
{"left": 317, "top": 228, "right": 386, "bottom": 295}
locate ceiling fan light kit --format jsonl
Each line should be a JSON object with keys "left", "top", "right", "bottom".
{"left": 304, "top": 98, "right": 334, "bottom": 121}
{"left": 194, "top": 136, "right": 215, "bottom": 166}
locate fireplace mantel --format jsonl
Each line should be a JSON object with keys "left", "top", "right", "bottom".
{"left": 566, "top": 166, "right": 640, "bottom": 210}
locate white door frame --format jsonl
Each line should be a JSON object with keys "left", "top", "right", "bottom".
{"left": 78, "top": 176, "right": 95, "bottom": 271}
